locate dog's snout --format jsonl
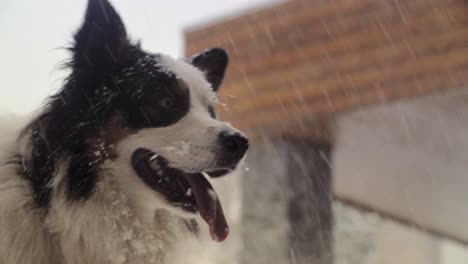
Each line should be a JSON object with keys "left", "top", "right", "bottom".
{"left": 219, "top": 131, "right": 249, "bottom": 156}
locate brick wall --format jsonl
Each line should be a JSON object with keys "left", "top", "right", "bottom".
{"left": 185, "top": 0, "right": 468, "bottom": 139}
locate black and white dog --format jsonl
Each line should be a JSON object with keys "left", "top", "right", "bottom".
{"left": 0, "top": 0, "right": 248, "bottom": 263}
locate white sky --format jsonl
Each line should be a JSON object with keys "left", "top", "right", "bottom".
{"left": 0, "top": 0, "right": 280, "bottom": 115}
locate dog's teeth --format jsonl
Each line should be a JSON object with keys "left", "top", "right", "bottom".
{"left": 185, "top": 188, "right": 192, "bottom": 196}
{"left": 149, "top": 154, "right": 159, "bottom": 162}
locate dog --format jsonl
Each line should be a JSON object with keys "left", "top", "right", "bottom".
{"left": 0, "top": 0, "right": 248, "bottom": 263}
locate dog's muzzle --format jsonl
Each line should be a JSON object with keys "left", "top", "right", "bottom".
{"left": 217, "top": 131, "right": 249, "bottom": 168}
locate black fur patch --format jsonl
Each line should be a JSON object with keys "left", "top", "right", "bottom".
{"left": 190, "top": 48, "right": 229, "bottom": 91}
{"left": 23, "top": 0, "right": 191, "bottom": 207}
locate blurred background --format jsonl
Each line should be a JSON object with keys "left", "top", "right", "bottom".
{"left": 2, "top": 0, "right": 468, "bottom": 263}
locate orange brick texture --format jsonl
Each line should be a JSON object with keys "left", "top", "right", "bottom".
{"left": 185, "top": 0, "right": 468, "bottom": 139}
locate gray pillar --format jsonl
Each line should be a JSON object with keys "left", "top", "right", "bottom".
{"left": 242, "top": 139, "right": 332, "bottom": 264}
{"left": 286, "top": 140, "right": 332, "bottom": 264}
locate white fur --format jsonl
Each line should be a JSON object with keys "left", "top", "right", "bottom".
{"left": 0, "top": 57, "right": 245, "bottom": 264}
{"left": 0, "top": 122, "right": 183, "bottom": 263}
{"left": 108, "top": 57, "right": 245, "bottom": 223}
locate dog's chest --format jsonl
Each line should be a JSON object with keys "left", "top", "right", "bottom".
{"left": 47, "top": 176, "right": 190, "bottom": 264}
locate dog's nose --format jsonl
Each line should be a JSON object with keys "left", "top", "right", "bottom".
{"left": 219, "top": 131, "right": 249, "bottom": 157}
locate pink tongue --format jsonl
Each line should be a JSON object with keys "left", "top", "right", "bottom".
{"left": 184, "top": 173, "right": 229, "bottom": 242}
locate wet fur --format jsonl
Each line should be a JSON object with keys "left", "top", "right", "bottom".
{"left": 0, "top": 0, "right": 244, "bottom": 263}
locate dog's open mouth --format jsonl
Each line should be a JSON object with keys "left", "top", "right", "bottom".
{"left": 131, "top": 148, "right": 230, "bottom": 242}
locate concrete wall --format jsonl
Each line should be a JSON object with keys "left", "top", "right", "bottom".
{"left": 334, "top": 88, "right": 468, "bottom": 244}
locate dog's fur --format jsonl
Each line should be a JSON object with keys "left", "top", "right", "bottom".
{"left": 0, "top": 1, "right": 248, "bottom": 263}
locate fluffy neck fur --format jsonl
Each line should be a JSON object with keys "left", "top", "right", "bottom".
{"left": 48, "top": 170, "right": 185, "bottom": 264}
{"left": 0, "top": 131, "right": 189, "bottom": 264}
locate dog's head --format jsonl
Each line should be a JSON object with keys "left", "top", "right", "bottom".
{"left": 24, "top": 0, "right": 248, "bottom": 242}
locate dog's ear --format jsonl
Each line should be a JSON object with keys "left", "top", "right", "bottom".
{"left": 73, "top": 0, "right": 128, "bottom": 72}
{"left": 190, "top": 48, "right": 229, "bottom": 92}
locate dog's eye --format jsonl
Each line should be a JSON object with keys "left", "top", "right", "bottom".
{"left": 208, "top": 106, "right": 216, "bottom": 119}
{"left": 160, "top": 98, "right": 175, "bottom": 108}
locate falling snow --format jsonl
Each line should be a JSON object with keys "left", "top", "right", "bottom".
{"left": 2, "top": 0, "right": 467, "bottom": 263}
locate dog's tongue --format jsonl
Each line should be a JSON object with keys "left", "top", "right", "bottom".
{"left": 184, "top": 173, "right": 229, "bottom": 242}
